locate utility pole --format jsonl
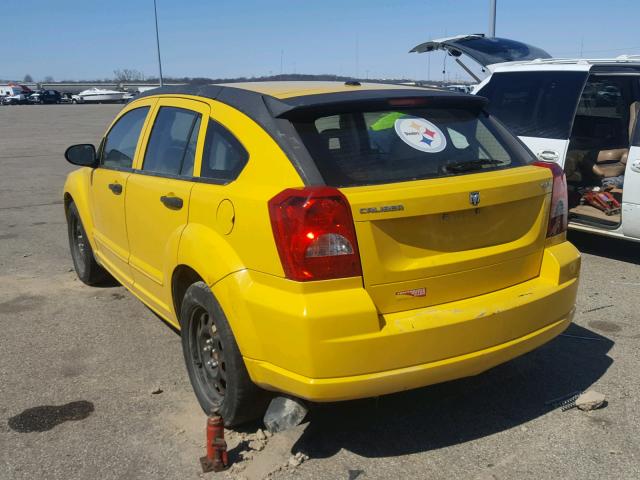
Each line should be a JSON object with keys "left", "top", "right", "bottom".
{"left": 355, "top": 35, "right": 359, "bottom": 78}
{"left": 153, "top": 0, "right": 164, "bottom": 87}
{"left": 489, "top": 0, "right": 497, "bottom": 37}
{"left": 427, "top": 32, "right": 431, "bottom": 81}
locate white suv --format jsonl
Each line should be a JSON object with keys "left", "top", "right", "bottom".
{"left": 412, "top": 34, "right": 640, "bottom": 242}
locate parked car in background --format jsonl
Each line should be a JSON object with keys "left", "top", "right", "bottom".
{"left": 28, "top": 89, "right": 62, "bottom": 104}
{"left": 445, "top": 84, "right": 474, "bottom": 94}
{"left": 2, "top": 92, "right": 29, "bottom": 105}
{"left": 1, "top": 85, "right": 29, "bottom": 105}
{"left": 63, "top": 82, "right": 580, "bottom": 425}
{"left": 412, "top": 34, "right": 640, "bottom": 243}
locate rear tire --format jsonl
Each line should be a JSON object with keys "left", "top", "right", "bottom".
{"left": 180, "top": 281, "right": 269, "bottom": 426}
{"left": 66, "top": 202, "right": 108, "bottom": 285}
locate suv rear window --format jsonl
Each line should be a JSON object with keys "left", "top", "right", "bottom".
{"left": 292, "top": 106, "right": 531, "bottom": 187}
{"left": 478, "top": 71, "right": 588, "bottom": 139}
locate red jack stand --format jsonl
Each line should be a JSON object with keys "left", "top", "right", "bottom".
{"left": 200, "top": 412, "right": 229, "bottom": 473}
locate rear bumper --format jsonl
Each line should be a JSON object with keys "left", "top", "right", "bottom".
{"left": 244, "top": 313, "right": 573, "bottom": 402}
{"left": 214, "top": 241, "right": 580, "bottom": 402}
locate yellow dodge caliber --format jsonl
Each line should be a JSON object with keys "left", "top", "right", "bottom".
{"left": 63, "top": 81, "right": 580, "bottom": 425}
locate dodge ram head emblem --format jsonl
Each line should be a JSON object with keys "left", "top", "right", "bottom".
{"left": 469, "top": 191, "right": 480, "bottom": 206}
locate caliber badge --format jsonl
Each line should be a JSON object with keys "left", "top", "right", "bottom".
{"left": 360, "top": 204, "right": 404, "bottom": 214}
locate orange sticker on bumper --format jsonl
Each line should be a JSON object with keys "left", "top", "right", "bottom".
{"left": 395, "top": 288, "right": 427, "bottom": 298}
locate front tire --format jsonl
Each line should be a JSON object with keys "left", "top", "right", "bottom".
{"left": 66, "top": 202, "right": 108, "bottom": 285}
{"left": 180, "top": 281, "right": 269, "bottom": 426}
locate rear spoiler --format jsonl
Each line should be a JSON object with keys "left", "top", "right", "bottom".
{"left": 264, "top": 89, "right": 488, "bottom": 119}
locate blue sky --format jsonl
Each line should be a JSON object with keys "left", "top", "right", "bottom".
{"left": 2, "top": 0, "right": 639, "bottom": 82}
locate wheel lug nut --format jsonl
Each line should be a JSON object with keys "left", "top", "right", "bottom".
{"left": 207, "top": 360, "right": 218, "bottom": 368}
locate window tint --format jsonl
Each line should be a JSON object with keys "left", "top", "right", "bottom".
{"left": 200, "top": 120, "right": 248, "bottom": 180}
{"left": 292, "top": 106, "right": 531, "bottom": 187}
{"left": 102, "top": 106, "right": 149, "bottom": 168}
{"left": 143, "top": 107, "right": 201, "bottom": 176}
{"left": 478, "top": 71, "right": 588, "bottom": 139}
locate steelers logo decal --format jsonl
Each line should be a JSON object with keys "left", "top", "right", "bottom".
{"left": 394, "top": 117, "right": 447, "bottom": 153}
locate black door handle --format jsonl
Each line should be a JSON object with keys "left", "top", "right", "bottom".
{"left": 160, "top": 195, "right": 183, "bottom": 210}
{"left": 108, "top": 183, "right": 122, "bottom": 195}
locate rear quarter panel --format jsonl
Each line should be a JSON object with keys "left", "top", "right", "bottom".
{"left": 177, "top": 99, "right": 305, "bottom": 352}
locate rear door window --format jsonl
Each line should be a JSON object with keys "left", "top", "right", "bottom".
{"left": 478, "top": 71, "right": 588, "bottom": 139}
{"left": 142, "top": 106, "right": 201, "bottom": 176}
{"left": 101, "top": 106, "right": 150, "bottom": 169}
{"left": 292, "top": 105, "right": 531, "bottom": 187}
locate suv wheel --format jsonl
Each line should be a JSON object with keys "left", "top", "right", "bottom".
{"left": 66, "top": 202, "right": 109, "bottom": 285}
{"left": 180, "top": 281, "right": 269, "bottom": 426}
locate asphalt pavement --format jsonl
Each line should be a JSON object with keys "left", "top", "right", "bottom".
{"left": 0, "top": 105, "right": 638, "bottom": 480}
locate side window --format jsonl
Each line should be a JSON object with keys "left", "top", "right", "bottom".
{"left": 143, "top": 106, "right": 201, "bottom": 176}
{"left": 101, "top": 107, "right": 149, "bottom": 169}
{"left": 573, "top": 76, "right": 635, "bottom": 148}
{"left": 200, "top": 120, "right": 248, "bottom": 181}
{"left": 576, "top": 77, "right": 626, "bottom": 118}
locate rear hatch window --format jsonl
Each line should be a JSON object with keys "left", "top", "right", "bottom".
{"left": 291, "top": 105, "right": 532, "bottom": 187}
{"left": 410, "top": 35, "right": 552, "bottom": 67}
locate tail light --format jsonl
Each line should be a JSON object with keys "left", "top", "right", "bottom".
{"left": 534, "top": 161, "right": 568, "bottom": 237}
{"left": 268, "top": 187, "right": 362, "bottom": 281}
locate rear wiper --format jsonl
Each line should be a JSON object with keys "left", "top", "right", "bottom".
{"left": 445, "top": 159, "right": 503, "bottom": 173}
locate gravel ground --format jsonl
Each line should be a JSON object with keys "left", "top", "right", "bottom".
{"left": 0, "top": 105, "right": 638, "bottom": 480}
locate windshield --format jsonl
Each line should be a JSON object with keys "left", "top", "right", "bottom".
{"left": 477, "top": 71, "right": 588, "bottom": 139}
{"left": 291, "top": 106, "right": 533, "bottom": 187}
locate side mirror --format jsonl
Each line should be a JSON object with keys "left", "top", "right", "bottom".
{"left": 65, "top": 144, "right": 98, "bottom": 167}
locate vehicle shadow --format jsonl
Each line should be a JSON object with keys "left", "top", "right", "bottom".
{"left": 568, "top": 230, "right": 640, "bottom": 265}
{"left": 292, "top": 323, "right": 612, "bottom": 459}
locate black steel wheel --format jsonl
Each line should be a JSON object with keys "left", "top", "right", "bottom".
{"left": 66, "top": 201, "right": 108, "bottom": 285}
{"left": 180, "top": 281, "right": 270, "bottom": 426}
{"left": 187, "top": 305, "right": 228, "bottom": 406}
